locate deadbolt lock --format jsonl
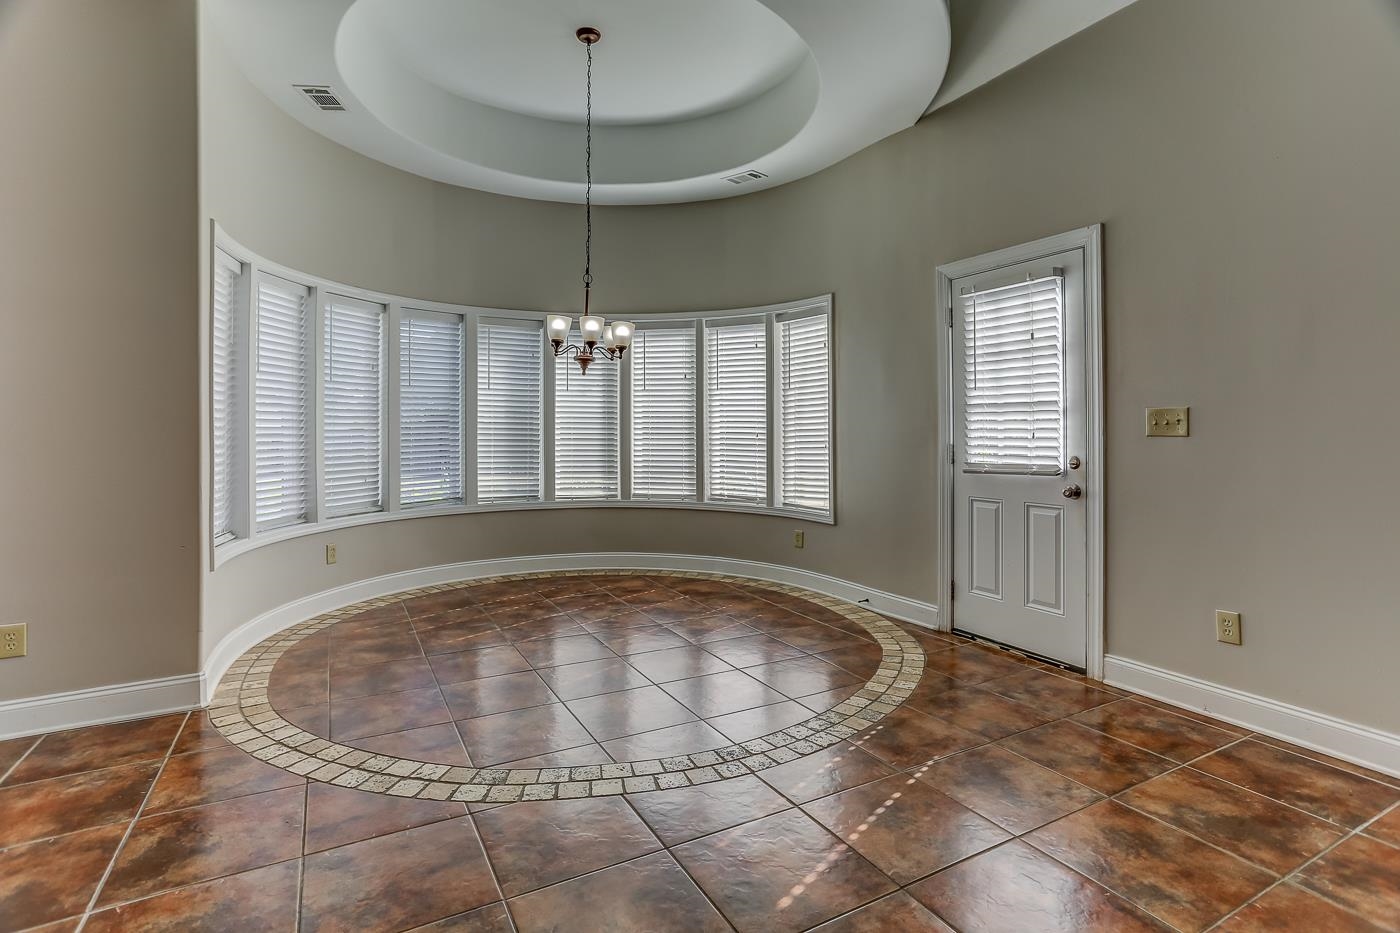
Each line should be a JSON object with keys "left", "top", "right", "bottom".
{"left": 1067, "top": 456, "right": 1082, "bottom": 470}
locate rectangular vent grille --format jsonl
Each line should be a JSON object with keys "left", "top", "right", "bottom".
{"left": 724, "top": 170, "right": 768, "bottom": 185}
{"left": 295, "top": 85, "right": 346, "bottom": 112}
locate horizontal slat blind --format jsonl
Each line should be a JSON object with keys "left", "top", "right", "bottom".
{"left": 400, "top": 310, "right": 463, "bottom": 507}
{"left": 631, "top": 327, "right": 697, "bottom": 499}
{"left": 705, "top": 319, "right": 767, "bottom": 503}
{"left": 555, "top": 331, "right": 620, "bottom": 499}
{"left": 478, "top": 320, "right": 543, "bottom": 501}
{"left": 778, "top": 312, "right": 830, "bottom": 511}
{"left": 254, "top": 275, "right": 310, "bottom": 531}
{"left": 323, "top": 296, "right": 385, "bottom": 517}
{"left": 961, "top": 276, "right": 1064, "bottom": 473}
{"left": 212, "top": 249, "right": 242, "bottom": 542}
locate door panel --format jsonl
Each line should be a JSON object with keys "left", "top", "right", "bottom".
{"left": 951, "top": 248, "right": 1088, "bottom": 667}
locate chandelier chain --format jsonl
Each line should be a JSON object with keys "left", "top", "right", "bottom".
{"left": 583, "top": 40, "right": 593, "bottom": 290}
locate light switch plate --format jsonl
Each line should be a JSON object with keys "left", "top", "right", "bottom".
{"left": 0, "top": 623, "right": 27, "bottom": 660}
{"left": 1216, "top": 610, "right": 1242, "bottom": 646}
{"left": 1146, "top": 407, "right": 1189, "bottom": 437}
{"left": 326, "top": 544, "right": 337, "bottom": 565}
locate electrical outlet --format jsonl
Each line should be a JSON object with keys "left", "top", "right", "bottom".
{"left": 793, "top": 530, "right": 805, "bottom": 549}
{"left": 1146, "top": 407, "right": 1190, "bottom": 437}
{"left": 0, "top": 623, "right": 27, "bottom": 660}
{"left": 326, "top": 544, "right": 337, "bottom": 565}
{"left": 1216, "top": 610, "right": 1242, "bottom": 645}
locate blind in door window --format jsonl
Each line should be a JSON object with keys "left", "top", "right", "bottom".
{"left": 478, "top": 321, "right": 543, "bottom": 501}
{"left": 961, "top": 276, "right": 1064, "bottom": 474}
{"left": 631, "top": 327, "right": 697, "bottom": 500}
{"left": 778, "top": 313, "right": 830, "bottom": 512}
{"left": 323, "top": 296, "right": 385, "bottom": 517}
{"left": 400, "top": 311, "right": 463, "bottom": 507}
{"left": 555, "top": 331, "right": 620, "bottom": 499}
{"left": 212, "top": 249, "right": 243, "bottom": 542}
{"left": 254, "top": 275, "right": 310, "bottom": 531}
{"left": 705, "top": 320, "right": 767, "bottom": 503}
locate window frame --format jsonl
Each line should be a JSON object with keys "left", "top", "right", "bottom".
{"left": 210, "top": 227, "right": 834, "bottom": 569}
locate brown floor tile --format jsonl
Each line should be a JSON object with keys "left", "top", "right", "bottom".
{"left": 666, "top": 578, "right": 743, "bottom": 601}
{"left": 810, "top": 892, "right": 953, "bottom": 932}
{"left": 983, "top": 668, "right": 1120, "bottom": 718}
{"left": 804, "top": 774, "right": 1009, "bottom": 883}
{"left": 921, "top": 645, "right": 1032, "bottom": 684}
{"left": 1365, "top": 803, "right": 1400, "bottom": 848}
{"left": 329, "top": 656, "right": 437, "bottom": 701}
{"left": 145, "top": 745, "right": 303, "bottom": 814}
{"left": 814, "top": 642, "right": 885, "bottom": 678}
{"left": 330, "top": 686, "right": 451, "bottom": 741}
{"left": 410, "top": 604, "right": 490, "bottom": 630}
{"left": 673, "top": 808, "right": 896, "bottom": 932}
{"left": 664, "top": 614, "right": 758, "bottom": 644}
{"left": 702, "top": 633, "right": 808, "bottom": 668}
{"left": 1193, "top": 740, "right": 1400, "bottom": 827}
{"left": 1071, "top": 699, "right": 1242, "bottom": 762}
{"left": 508, "top": 850, "right": 730, "bottom": 933}
{"left": 1253, "top": 736, "right": 1400, "bottom": 789}
{"left": 915, "top": 745, "right": 1103, "bottom": 834}
{"left": 170, "top": 712, "right": 231, "bottom": 756}
{"left": 440, "top": 671, "right": 557, "bottom": 719}
{"left": 768, "top": 624, "right": 870, "bottom": 655}
{"left": 536, "top": 656, "right": 651, "bottom": 700}
{"left": 83, "top": 860, "right": 300, "bottom": 932}
{"left": 98, "top": 786, "right": 305, "bottom": 907}
{"left": 497, "top": 743, "right": 613, "bottom": 770}
{"left": 623, "top": 644, "right": 735, "bottom": 683}
{"left": 304, "top": 780, "right": 464, "bottom": 853}
{"left": 270, "top": 636, "right": 328, "bottom": 677}
{"left": 344, "top": 600, "right": 412, "bottom": 624}
{"left": 908, "top": 838, "right": 1171, "bottom": 933}
{"left": 408, "top": 901, "right": 514, "bottom": 932}
{"left": 457, "top": 703, "right": 595, "bottom": 765}
{"left": 279, "top": 702, "right": 330, "bottom": 736}
{"left": 1134, "top": 697, "right": 1250, "bottom": 735}
{"left": 601, "top": 721, "right": 730, "bottom": 760}
{"left": 744, "top": 657, "right": 863, "bottom": 700}
{"left": 1215, "top": 882, "right": 1389, "bottom": 932}
{"left": 498, "top": 617, "right": 590, "bottom": 644}
{"left": 476, "top": 796, "right": 660, "bottom": 896}
{"left": 0, "top": 761, "right": 158, "bottom": 848}
{"left": 850, "top": 706, "right": 985, "bottom": 769}
{"left": 1294, "top": 833, "right": 1400, "bottom": 930}
{"left": 800, "top": 684, "right": 866, "bottom": 712}
{"left": 329, "top": 633, "right": 424, "bottom": 668}
{"left": 630, "top": 773, "right": 791, "bottom": 845}
{"left": 552, "top": 594, "right": 632, "bottom": 623}
{"left": 641, "top": 597, "right": 717, "bottom": 623}
{"left": 330, "top": 617, "right": 416, "bottom": 642}
{"left": 760, "top": 742, "right": 898, "bottom": 804}
{"left": 430, "top": 644, "right": 533, "bottom": 685}
{"left": 402, "top": 591, "right": 479, "bottom": 618}
{"left": 300, "top": 817, "right": 499, "bottom": 932}
{"left": 0, "top": 735, "right": 37, "bottom": 778}
{"left": 485, "top": 598, "right": 566, "bottom": 628}
{"left": 416, "top": 619, "right": 511, "bottom": 656}
{"left": 7, "top": 713, "right": 185, "bottom": 784}
{"left": 595, "top": 625, "right": 695, "bottom": 656}
{"left": 909, "top": 684, "right": 1054, "bottom": 740}
{"left": 709, "top": 700, "right": 820, "bottom": 743}
{"left": 1027, "top": 800, "right": 1274, "bottom": 931}
{"left": 661, "top": 670, "right": 788, "bottom": 719}
{"left": 267, "top": 667, "right": 329, "bottom": 710}
{"left": 357, "top": 722, "right": 471, "bottom": 766}
{"left": 566, "top": 685, "right": 698, "bottom": 741}
{"left": 576, "top": 610, "right": 669, "bottom": 634}
{"left": 1120, "top": 767, "right": 1344, "bottom": 874}
{"left": 0, "top": 822, "right": 126, "bottom": 932}
{"left": 998, "top": 720, "right": 1174, "bottom": 794}
{"left": 515, "top": 633, "right": 617, "bottom": 669}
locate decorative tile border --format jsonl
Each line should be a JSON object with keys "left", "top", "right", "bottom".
{"left": 209, "top": 570, "right": 925, "bottom": 799}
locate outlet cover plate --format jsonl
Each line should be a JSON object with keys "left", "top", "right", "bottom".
{"left": 1215, "top": 610, "right": 1242, "bottom": 646}
{"left": 0, "top": 623, "right": 27, "bottom": 659}
{"left": 1146, "top": 407, "right": 1189, "bottom": 437}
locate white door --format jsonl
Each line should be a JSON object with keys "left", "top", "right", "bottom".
{"left": 950, "top": 247, "right": 1089, "bottom": 667}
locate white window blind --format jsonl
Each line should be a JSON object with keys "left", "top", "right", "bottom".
{"left": 400, "top": 310, "right": 463, "bottom": 507}
{"left": 778, "top": 312, "right": 831, "bottom": 512}
{"left": 555, "top": 330, "right": 620, "bottom": 499}
{"left": 254, "top": 275, "right": 310, "bottom": 531}
{"left": 961, "top": 275, "right": 1064, "bottom": 474}
{"left": 322, "top": 296, "right": 385, "bottom": 517}
{"left": 705, "top": 319, "right": 768, "bottom": 503}
{"left": 478, "top": 320, "right": 543, "bottom": 501}
{"left": 631, "top": 327, "right": 697, "bottom": 499}
{"left": 212, "top": 249, "right": 243, "bottom": 542}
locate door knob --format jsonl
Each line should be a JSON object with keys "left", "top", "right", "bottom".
{"left": 1062, "top": 484, "right": 1083, "bottom": 499}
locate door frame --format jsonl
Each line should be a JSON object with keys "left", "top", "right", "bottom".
{"left": 934, "top": 225, "right": 1105, "bottom": 678}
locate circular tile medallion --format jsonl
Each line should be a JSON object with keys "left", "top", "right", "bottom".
{"left": 209, "top": 570, "right": 925, "bottom": 802}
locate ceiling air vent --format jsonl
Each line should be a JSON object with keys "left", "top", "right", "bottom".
{"left": 295, "top": 85, "right": 346, "bottom": 112}
{"left": 724, "top": 170, "right": 768, "bottom": 185}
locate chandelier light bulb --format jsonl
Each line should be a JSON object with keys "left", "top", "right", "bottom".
{"left": 547, "top": 315, "right": 572, "bottom": 344}
{"left": 579, "top": 314, "right": 605, "bottom": 345}
{"left": 611, "top": 321, "right": 634, "bottom": 349}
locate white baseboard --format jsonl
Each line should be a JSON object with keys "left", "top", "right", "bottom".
{"left": 1104, "top": 655, "right": 1400, "bottom": 779}
{"left": 201, "top": 552, "right": 943, "bottom": 705}
{"left": 0, "top": 673, "right": 202, "bottom": 741}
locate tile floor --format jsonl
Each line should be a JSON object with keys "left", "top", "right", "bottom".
{"left": 2, "top": 572, "right": 1398, "bottom": 932}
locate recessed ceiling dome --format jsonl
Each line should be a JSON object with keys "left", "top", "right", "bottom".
{"left": 208, "top": 0, "right": 951, "bottom": 204}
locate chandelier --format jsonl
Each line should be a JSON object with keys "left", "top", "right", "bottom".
{"left": 547, "top": 26, "right": 633, "bottom": 374}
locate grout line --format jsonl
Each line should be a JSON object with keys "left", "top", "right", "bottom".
{"left": 0, "top": 735, "right": 41, "bottom": 785}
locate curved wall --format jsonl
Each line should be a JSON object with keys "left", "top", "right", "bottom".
{"left": 203, "top": 0, "right": 1400, "bottom": 734}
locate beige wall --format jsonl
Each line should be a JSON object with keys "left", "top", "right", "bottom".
{"left": 0, "top": 0, "right": 200, "bottom": 702}
{"left": 200, "top": 0, "right": 1398, "bottom": 736}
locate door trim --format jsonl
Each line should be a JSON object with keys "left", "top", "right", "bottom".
{"left": 935, "top": 225, "right": 1105, "bottom": 677}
